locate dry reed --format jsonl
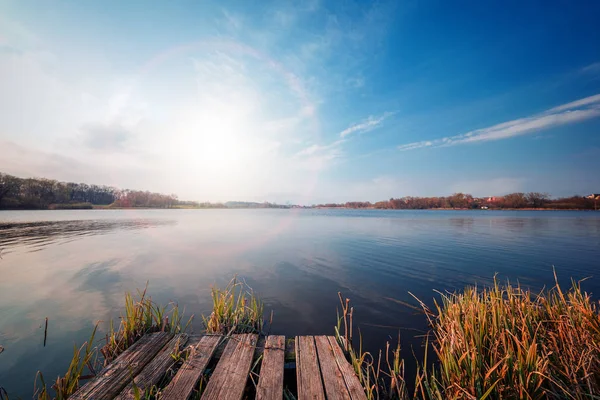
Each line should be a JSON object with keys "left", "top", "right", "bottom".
{"left": 414, "top": 273, "right": 600, "bottom": 399}
{"left": 338, "top": 273, "right": 600, "bottom": 399}
{"left": 202, "top": 276, "right": 264, "bottom": 334}
{"left": 101, "top": 284, "right": 192, "bottom": 365}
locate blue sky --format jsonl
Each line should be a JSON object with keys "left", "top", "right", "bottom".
{"left": 1, "top": 0, "right": 599, "bottom": 204}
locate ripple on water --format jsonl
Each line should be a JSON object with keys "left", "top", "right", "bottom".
{"left": 0, "top": 219, "right": 176, "bottom": 253}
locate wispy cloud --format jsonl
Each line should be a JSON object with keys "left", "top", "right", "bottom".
{"left": 294, "top": 109, "right": 395, "bottom": 170}
{"left": 398, "top": 93, "right": 600, "bottom": 151}
{"left": 580, "top": 62, "right": 600, "bottom": 75}
{"left": 546, "top": 93, "right": 600, "bottom": 113}
{"left": 295, "top": 108, "right": 395, "bottom": 170}
{"left": 293, "top": 139, "right": 346, "bottom": 172}
{"left": 339, "top": 111, "right": 394, "bottom": 138}
{"left": 220, "top": 9, "right": 243, "bottom": 31}
{"left": 296, "top": 139, "right": 345, "bottom": 157}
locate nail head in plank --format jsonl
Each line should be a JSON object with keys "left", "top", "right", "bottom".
{"left": 186, "top": 334, "right": 204, "bottom": 348}
{"left": 315, "top": 336, "right": 352, "bottom": 400}
{"left": 160, "top": 334, "right": 221, "bottom": 400}
{"left": 256, "top": 335, "right": 285, "bottom": 400}
{"left": 326, "top": 336, "right": 367, "bottom": 400}
{"left": 201, "top": 333, "right": 258, "bottom": 400}
{"left": 114, "top": 333, "right": 189, "bottom": 400}
{"left": 296, "top": 336, "right": 325, "bottom": 400}
{"left": 71, "top": 332, "right": 173, "bottom": 400}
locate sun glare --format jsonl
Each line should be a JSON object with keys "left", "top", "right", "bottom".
{"left": 177, "top": 104, "right": 251, "bottom": 179}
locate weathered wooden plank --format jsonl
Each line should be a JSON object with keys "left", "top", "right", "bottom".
{"left": 256, "top": 335, "right": 285, "bottom": 400}
{"left": 114, "top": 334, "right": 189, "bottom": 400}
{"left": 326, "top": 336, "right": 367, "bottom": 400}
{"left": 296, "top": 336, "right": 325, "bottom": 400}
{"left": 315, "top": 336, "right": 351, "bottom": 400}
{"left": 71, "top": 332, "right": 173, "bottom": 400}
{"left": 160, "top": 334, "right": 221, "bottom": 400}
{"left": 219, "top": 333, "right": 257, "bottom": 400}
{"left": 197, "top": 335, "right": 238, "bottom": 399}
{"left": 201, "top": 333, "right": 258, "bottom": 400}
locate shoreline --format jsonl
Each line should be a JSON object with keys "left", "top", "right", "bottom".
{"left": 306, "top": 207, "right": 598, "bottom": 211}
{"left": 0, "top": 207, "right": 597, "bottom": 211}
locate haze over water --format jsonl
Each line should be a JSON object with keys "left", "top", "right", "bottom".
{"left": 1, "top": 209, "right": 600, "bottom": 397}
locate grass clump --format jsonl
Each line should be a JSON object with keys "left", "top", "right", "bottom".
{"left": 36, "top": 326, "right": 99, "bottom": 400}
{"left": 338, "top": 273, "right": 600, "bottom": 399}
{"left": 335, "top": 292, "right": 389, "bottom": 400}
{"left": 35, "top": 285, "right": 191, "bottom": 399}
{"left": 202, "top": 276, "right": 264, "bottom": 334}
{"left": 32, "top": 277, "right": 260, "bottom": 400}
{"left": 415, "top": 273, "right": 600, "bottom": 399}
{"left": 101, "top": 284, "right": 192, "bottom": 365}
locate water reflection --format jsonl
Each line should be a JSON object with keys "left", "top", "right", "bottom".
{"left": 1, "top": 209, "right": 600, "bottom": 397}
{"left": 0, "top": 219, "right": 176, "bottom": 254}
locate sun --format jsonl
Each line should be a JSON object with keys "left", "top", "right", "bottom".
{"left": 174, "top": 103, "right": 250, "bottom": 179}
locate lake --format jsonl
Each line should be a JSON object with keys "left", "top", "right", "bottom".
{"left": 1, "top": 209, "right": 600, "bottom": 397}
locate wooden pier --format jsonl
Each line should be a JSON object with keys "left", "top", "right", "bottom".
{"left": 70, "top": 332, "right": 367, "bottom": 400}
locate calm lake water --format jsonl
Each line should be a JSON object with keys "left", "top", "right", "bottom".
{"left": 1, "top": 209, "right": 600, "bottom": 397}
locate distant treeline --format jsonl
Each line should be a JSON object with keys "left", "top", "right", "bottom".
{"left": 171, "top": 201, "right": 292, "bottom": 208}
{"left": 175, "top": 201, "right": 291, "bottom": 209}
{"left": 316, "top": 192, "right": 599, "bottom": 210}
{"left": 0, "top": 172, "right": 178, "bottom": 209}
{"left": 2, "top": 172, "right": 597, "bottom": 211}
{"left": 0, "top": 172, "right": 293, "bottom": 210}
{"left": 224, "top": 201, "right": 290, "bottom": 209}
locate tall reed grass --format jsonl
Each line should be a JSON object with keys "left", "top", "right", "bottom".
{"left": 33, "top": 278, "right": 263, "bottom": 399}
{"left": 101, "top": 284, "right": 192, "bottom": 364}
{"left": 34, "top": 273, "right": 600, "bottom": 399}
{"left": 35, "top": 326, "right": 99, "bottom": 400}
{"left": 202, "top": 276, "right": 264, "bottom": 334}
{"left": 335, "top": 292, "right": 388, "bottom": 400}
{"left": 35, "top": 285, "right": 191, "bottom": 399}
{"left": 414, "top": 273, "right": 600, "bottom": 399}
{"left": 338, "top": 273, "right": 600, "bottom": 399}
